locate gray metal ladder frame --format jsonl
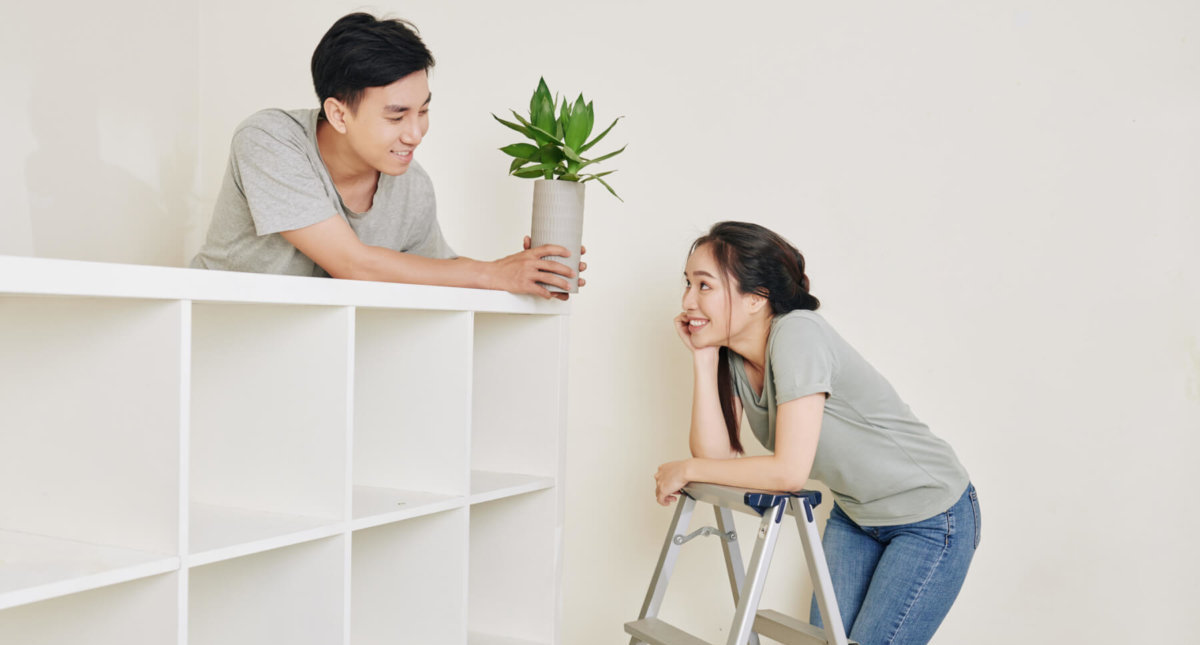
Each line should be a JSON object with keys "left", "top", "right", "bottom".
{"left": 624, "top": 482, "right": 855, "bottom": 645}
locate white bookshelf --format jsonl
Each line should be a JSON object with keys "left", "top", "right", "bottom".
{"left": 0, "top": 256, "right": 570, "bottom": 645}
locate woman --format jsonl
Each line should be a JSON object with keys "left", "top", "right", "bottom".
{"left": 655, "top": 221, "right": 979, "bottom": 645}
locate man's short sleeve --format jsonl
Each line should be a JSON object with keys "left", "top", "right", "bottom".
{"left": 770, "top": 313, "right": 836, "bottom": 403}
{"left": 230, "top": 123, "right": 338, "bottom": 236}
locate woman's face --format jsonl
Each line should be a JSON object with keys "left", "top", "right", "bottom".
{"left": 681, "top": 244, "right": 760, "bottom": 349}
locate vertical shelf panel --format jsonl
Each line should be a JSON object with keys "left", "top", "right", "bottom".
{"left": 189, "top": 303, "right": 350, "bottom": 558}
{"left": 353, "top": 310, "right": 471, "bottom": 526}
{"left": 351, "top": 507, "right": 468, "bottom": 645}
{"left": 468, "top": 490, "right": 558, "bottom": 644}
{"left": 0, "top": 572, "right": 178, "bottom": 645}
{"left": 471, "top": 314, "right": 566, "bottom": 477}
{"left": 0, "top": 296, "right": 181, "bottom": 555}
{"left": 189, "top": 535, "right": 344, "bottom": 645}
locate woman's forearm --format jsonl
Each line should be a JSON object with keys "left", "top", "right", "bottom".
{"left": 685, "top": 454, "right": 810, "bottom": 493}
{"left": 689, "top": 352, "right": 737, "bottom": 459}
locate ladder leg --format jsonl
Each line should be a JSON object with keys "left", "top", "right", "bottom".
{"left": 726, "top": 505, "right": 784, "bottom": 645}
{"left": 714, "top": 506, "right": 760, "bottom": 645}
{"left": 790, "top": 498, "right": 850, "bottom": 645}
{"left": 630, "top": 495, "right": 697, "bottom": 645}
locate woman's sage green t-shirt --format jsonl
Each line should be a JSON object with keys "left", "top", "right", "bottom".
{"left": 729, "top": 310, "right": 969, "bottom": 526}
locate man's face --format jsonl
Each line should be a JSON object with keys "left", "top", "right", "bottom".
{"left": 343, "top": 70, "right": 431, "bottom": 176}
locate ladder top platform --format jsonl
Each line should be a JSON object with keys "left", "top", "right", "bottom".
{"left": 682, "top": 483, "right": 822, "bottom": 519}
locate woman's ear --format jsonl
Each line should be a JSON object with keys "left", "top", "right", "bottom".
{"left": 746, "top": 291, "right": 769, "bottom": 315}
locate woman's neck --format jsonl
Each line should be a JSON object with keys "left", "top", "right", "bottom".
{"left": 728, "top": 313, "right": 773, "bottom": 372}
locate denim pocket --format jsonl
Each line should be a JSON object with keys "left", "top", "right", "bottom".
{"left": 968, "top": 485, "right": 981, "bottom": 549}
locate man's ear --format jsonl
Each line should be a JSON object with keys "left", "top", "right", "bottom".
{"left": 324, "top": 97, "right": 350, "bottom": 134}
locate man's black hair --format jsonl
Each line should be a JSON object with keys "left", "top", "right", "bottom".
{"left": 311, "top": 13, "right": 435, "bottom": 118}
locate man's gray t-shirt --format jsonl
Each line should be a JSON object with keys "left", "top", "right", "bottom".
{"left": 190, "top": 108, "right": 455, "bottom": 276}
{"left": 730, "top": 310, "right": 969, "bottom": 526}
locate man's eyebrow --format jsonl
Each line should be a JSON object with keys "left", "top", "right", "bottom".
{"left": 383, "top": 93, "right": 433, "bottom": 113}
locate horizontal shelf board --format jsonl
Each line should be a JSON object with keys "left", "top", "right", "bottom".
{"left": 469, "top": 471, "right": 555, "bottom": 505}
{"left": 350, "top": 486, "right": 466, "bottom": 530}
{"left": 0, "top": 255, "right": 569, "bottom": 315}
{"left": 468, "top": 632, "right": 547, "bottom": 645}
{"left": 0, "top": 529, "right": 177, "bottom": 610}
{"left": 187, "top": 503, "right": 343, "bottom": 567}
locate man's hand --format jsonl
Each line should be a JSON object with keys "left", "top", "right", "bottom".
{"left": 520, "top": 237, "right": 588, "bottom": 301}
{"left": 486, "top": 243, "right": 575, "bottom": 299}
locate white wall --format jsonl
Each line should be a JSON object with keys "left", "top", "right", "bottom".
{"left": 0, "top": 0, "right": 198, "bottom": 265}
{"left": 4, "top": 1, "right": 1199, "bottom": 643}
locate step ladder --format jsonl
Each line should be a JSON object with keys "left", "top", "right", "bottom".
{"left": 625, "top": 482, "right": 855, "bottom": 645}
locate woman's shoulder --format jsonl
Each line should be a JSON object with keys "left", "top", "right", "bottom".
{"left": 771, "top": 309, "right": 831, "bottom": 336}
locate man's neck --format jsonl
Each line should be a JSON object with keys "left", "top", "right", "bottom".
{"left": 315, "top": 118, "right": 378, "bottom": 187}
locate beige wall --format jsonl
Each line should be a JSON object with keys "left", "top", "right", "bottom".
{"left": 4, "top": 1, "right": 1199, "bottom": 643}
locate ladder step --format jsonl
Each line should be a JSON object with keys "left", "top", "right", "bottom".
{"left": 754, "top": 610, "right": 858, "bottom": 645}
{"left": 624, "top": 618, "right": 711, "bottom": 645}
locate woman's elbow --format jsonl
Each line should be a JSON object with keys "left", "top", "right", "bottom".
{"left": 773, "top": 468, "right": 810, "bottom": 493}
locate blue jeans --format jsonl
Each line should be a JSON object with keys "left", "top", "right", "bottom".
{"left": 809, "top": 484, "right": 980, "bottom": 645}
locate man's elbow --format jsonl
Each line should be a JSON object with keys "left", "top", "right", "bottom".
{"left": 324, "top": 248, "right": 382, "bottom": 281}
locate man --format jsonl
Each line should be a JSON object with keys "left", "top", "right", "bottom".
{"left": 190, "top": 12, "right": 583, "bottom": 298}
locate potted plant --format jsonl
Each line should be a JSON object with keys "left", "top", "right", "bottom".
{"left": 494, "top": 77, "right": 624, "bottom": 293}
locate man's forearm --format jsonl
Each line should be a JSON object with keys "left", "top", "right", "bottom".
{"left": 329, "top": 244, "right": 495, "bottom": 289}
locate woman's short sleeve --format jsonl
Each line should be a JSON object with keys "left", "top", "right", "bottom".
{"left": 769, "top": 314, "right": 835, "bottom": 403}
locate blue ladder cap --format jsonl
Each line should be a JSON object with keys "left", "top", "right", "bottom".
{"left": 743, "top": 490, "right": 823, "bottom": 522}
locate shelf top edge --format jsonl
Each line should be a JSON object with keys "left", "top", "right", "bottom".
{"left": 0, "top": 255, "right": 570, "bottom": 315}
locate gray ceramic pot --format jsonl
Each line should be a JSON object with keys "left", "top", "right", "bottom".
{"left": 530, "top": 179, "right": 585, "bottom": 293}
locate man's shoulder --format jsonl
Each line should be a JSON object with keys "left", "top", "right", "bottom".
{"left": 232, "top": 108, "right": 318, "bottom": 142}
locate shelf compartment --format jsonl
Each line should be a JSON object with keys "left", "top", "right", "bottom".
{"left": 190, "top": 303, "right": 350, "bottom": 529}
{"left": 189, "top": 535, "right": 344, "bottom": 645}
{"left": 353, "top": 309, "right": 472, "bottom": 497}
{"left": 0, "top": 572, "right": 178, "bottom": 645}
{"left": 469, "top": 471, "right": 555, "bottom": 505}
{"left": 351, "top": 485, "right": 464, "bottom": 530}
{"left": 469, "top": 489, "right": 560, "bottom": 644}
{"left": 186, "top": 502, "right": 343, "bottom": 566}
{"left": 472, "top": 313, "right": 566, "bottom": 478}
{"left": 0, "top": 296, "right": 182, "bottom": 556}
{"left": 0, "top": 529, "right": 176, "bottom": 611}
{"left": 351, "top": 507, "right": 468, "bottom": 645}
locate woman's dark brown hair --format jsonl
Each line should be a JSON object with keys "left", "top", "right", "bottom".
{"left": 689, "top": 221, "right": 820, "bottom": 453}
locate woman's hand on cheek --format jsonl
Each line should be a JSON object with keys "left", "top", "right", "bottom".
{"left": 654, "top": 459, "right": 692, "bottom": 506}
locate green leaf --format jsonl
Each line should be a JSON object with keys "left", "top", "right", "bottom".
{"left": 512, "top": 160, "right": 559, "bottom": 178}
{"left": 530, "top": 77, "right": 552, "bottom": 123}
{"left": 527, "top": 121, "right": 563, "bottom": 145}
{"left": 580, "top": 116, "right": 622, "bottom": 153}
{"left": 534, "top": 93, "right": 556, "bottom": 138}
{"left": 513, "top": 167, "right": 549, "bottom": 179}
{"left": 594, "top": 175, "right": 623, "bottom": 202}
{"left": 493, "top": 113, "right": 533, "bottom": 140}
{"left": 509, "top": 157, "right": 527, "bottom": 173}
{"left": 539, "top": 145, "right": 565, "bottom": 164}
{"left": 577, "top": 145, "right": 626, "bottom": 171}
{"left": 513, "top": 109, "right": 554, "bottom": 146}
{"left": 562, "top": 145, "right": 582, "bottom": 163}
{"left": 565, "top": 94, "right": 590, "bottom": 151}
{"left": 559, "top": 173, "right": 579, "bottom": 181}
{"left": 499, "top": 143, "right": 539, "bottom": 159}
{"left": 580, "top": 170, "right": 617, "bottom": 182}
